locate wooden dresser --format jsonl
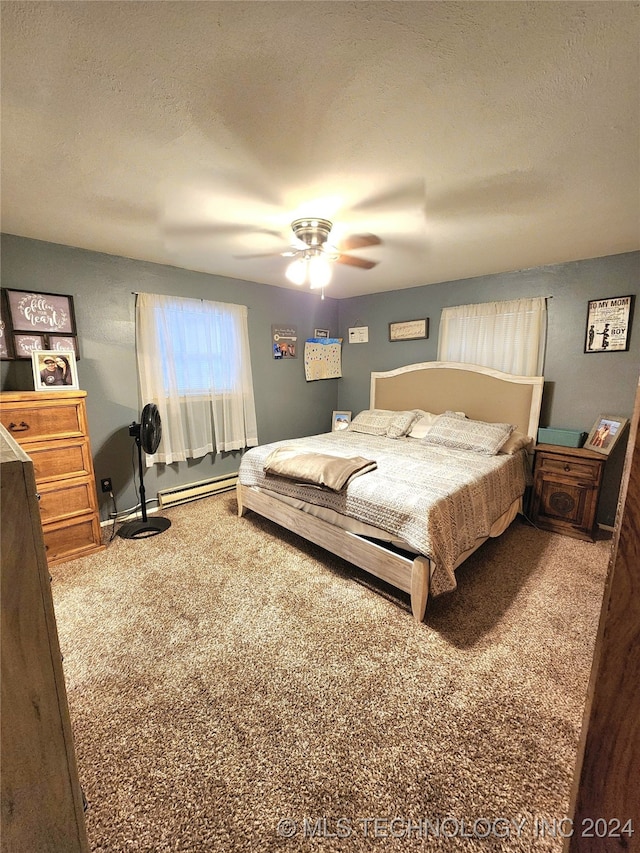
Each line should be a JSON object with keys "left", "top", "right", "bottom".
{"left": 0, "top": 391, "right": 104, "bottom": 565}
{"left": 531, "top": 443, "right": 606, "bottom": 541}
{"left": 1, "top": 425, "right": 89, "bottom": 852}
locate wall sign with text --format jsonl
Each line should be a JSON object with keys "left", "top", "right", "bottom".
{"left": 1, "top": 288, "right": 80, "bottom": 360}
{"left": 584, "top": 295, "right": 633, "bottom": 353}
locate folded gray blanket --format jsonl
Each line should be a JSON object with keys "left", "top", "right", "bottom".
{"left": 263, "top": 446, "right": 377, "bottom": 492}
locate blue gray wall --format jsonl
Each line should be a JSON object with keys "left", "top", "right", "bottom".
{"left": 2, "top": 234, "right": 638, "bottom": 526}
{"left": 337, "top": 252, "right": 640, "bottom": 525}
{"left": 1, "top": 235, "right": 339, "bottom": 519}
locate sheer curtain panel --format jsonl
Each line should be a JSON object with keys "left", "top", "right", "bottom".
{"left": 437, "top": 297, "right": 547, "bottom": 376}
{"left": 136, "top": 293, "right": 258, "bottom": 465}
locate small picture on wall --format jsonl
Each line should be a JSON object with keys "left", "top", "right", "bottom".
{"left": 332, "top": 410, "right": 352, "bottom": 431}
{"left": 31, "top": 350, "right": 79, "bottom": 390}
{"left": 272, "top": 325, "right": 298, "bottom": 359}
{"left": 584, "top": 414, "right": 629, "bottom": 456}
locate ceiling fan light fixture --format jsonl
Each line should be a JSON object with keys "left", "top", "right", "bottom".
{"left": 307, "top": 254, "right": 332, "bottom": 289}
{"left": 291, "top": 217, "right": 333, "bottom": 248}
{"left": 285, "top": 257, "right": 307, "bottom": 285}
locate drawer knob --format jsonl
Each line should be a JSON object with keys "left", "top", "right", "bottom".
{"left": 8, "top": 420, "right": 30, "bottom": 432}
{"left": 564, "top": 464, "right": 571, "bottom": 472}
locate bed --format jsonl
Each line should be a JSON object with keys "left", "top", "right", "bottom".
{"left": 237, "top": 361, "right": 544, "bottom": 622}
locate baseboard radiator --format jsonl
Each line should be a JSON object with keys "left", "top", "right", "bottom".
{"left": 157, "top": 473, "right": 238, "bottom": 509}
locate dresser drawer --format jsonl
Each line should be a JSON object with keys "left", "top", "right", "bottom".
{"left": 43, "top": 516, "right": 103, "bottom": 565}
{"left": 0, "top": 400, "right": 85, "bottom": 443}
{"left": 537, "top": 454, "right": 602, "bottom": 481}
{"left": 1, "top": 391, "right": 104, "bottom": 566}
{"left": 38, "top": 479, "right": 98, "bottom": 524}
{"left": 27, "top": 440, "right": 93, "bottom": 483}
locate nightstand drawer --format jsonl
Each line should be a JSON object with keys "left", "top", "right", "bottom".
{"left": 537, "top": 455, "right": 602, "bottom": 481}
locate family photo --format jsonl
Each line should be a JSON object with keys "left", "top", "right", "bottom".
{"left": 31, "top": 350, "right": 79, "bottom": 390}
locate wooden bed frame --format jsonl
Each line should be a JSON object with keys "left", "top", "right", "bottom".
{"left": 237, "top": 361, "right": 544, "bottom": 622}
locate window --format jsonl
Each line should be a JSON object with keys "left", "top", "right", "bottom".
{"left": 437, "top": 297, "right": 546, "bottom": 376}
{"left": 136, "top": 293, "right": 258, "bottom": 463}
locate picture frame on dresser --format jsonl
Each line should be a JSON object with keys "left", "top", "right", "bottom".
{"left": 584, "top": 414, "right": 629, "bottom": 456}
{"left": 31, "top": 350, "right": 79, "bottom": 391}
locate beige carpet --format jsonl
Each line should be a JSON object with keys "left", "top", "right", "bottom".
{"left": 52, "top": 494, "right": 610, "bottom": 852}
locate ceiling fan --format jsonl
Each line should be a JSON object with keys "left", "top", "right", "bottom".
{"left": 236, "top": 218, "right": 381, "bottom": 294}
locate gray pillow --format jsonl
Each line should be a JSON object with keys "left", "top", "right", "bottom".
{"left": 386, "top": 410, "right": 421, "bottom": 439}
{"left": 422, "top": 415, "right": 515, "bottom": 456}
{"left": 349, "top": 409, "right": 395, "bottom": 436}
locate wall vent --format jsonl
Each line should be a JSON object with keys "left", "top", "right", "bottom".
{"left": 157, "top": 474, "right": 238, "bottom": 509}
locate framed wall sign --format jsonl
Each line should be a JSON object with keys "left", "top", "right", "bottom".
{"left": 584, "top": 414, "right": 629, "bottom": 456}
{"left": 584, "top": 295, "right": 633, "bottom": 353}
{"left": 48, "top": 334, "right": 80, "bottom": 359}
{"left": 14, "top": 333, "right": 47, "bottom": 359}
{"left": 389, "top": 319, "right": 429, "bottom": 342}
{"left": 0, "top": 294, "right": 13, "bottom": 359}
{"left": 314, "top": 328, "right": 330, "bottom": 338}
{"left": 6, "top": 289, "right": 77, "bottom": 335}
{"left": 31, "top": 350, "right": 79, "bottom": 391}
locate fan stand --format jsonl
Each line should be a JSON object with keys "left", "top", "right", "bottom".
{"left": 118, "top": 423, "right": 171, "bottom": 539}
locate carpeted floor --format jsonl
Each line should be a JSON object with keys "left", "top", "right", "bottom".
{"left": 52, "top": 494, "right": 610, "bottom": 852}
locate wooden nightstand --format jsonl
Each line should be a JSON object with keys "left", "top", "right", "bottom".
{"left": 531, "top": 444, "right": 606, "bottom": 541}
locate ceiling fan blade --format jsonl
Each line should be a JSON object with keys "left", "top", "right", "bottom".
{"left": 163, "top": 223, "right": 283, "bottom": 238}
{"left": 336, "top": 254, "right": 378, "bottom": 270}
{"left": 337, "top": 233, "right": 381, "bottom": 251}
{"left": 349, "top": 180, "right": 425, "bottom": 215}
{"left": 232, "top": 250, "right": 288, "bottom": 260}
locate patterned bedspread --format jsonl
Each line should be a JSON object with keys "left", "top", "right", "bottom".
{"left": 238, "top": 431, "right": 528, "bottom": 595}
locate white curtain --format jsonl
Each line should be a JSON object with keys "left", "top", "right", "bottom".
{"left": 136, "top": 293, "right": 258, "bottom": 465}
{"left": 437, "top": 297, "right": 547, "bottom": 376}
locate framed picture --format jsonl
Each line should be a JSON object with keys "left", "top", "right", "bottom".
{"left": 332, "top": 410, "right": 352, "bottom": 432}
{"left": 48, "top": 334, "right": 80, "bottom": 360}
{"left": 6, "top": 289, "right": 77, "bottom": 335}
{"left": 14, "top": 333, "right": 47, "bottom": 359}
{"left": 31, "top": 350, "right": 79, "bottom": 391}
{"left": 584, "top": 414, "right": 629, "bottom": 456}
{"left": 389, "top": 319, "right": 429, "bottom": 342}
{"left": 584, "top": 295, "right": 633, "bottom": 353}
{"left": 272, "top": 325, "right": 298, "bottom": 359}
{"left": 314, "top": 328, "right": 330, "bottom": 338}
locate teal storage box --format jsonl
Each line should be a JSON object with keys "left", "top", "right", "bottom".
{"left": 537, "top": 427, "right": 587, "bottom": 448}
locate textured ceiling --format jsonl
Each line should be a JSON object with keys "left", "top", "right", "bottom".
{"left": 1, "top": 1, "right": 639, "bottom": 298}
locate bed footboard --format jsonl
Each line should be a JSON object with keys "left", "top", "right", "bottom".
{"left": 236, "top": 483, "right": 431, "bottom": 622}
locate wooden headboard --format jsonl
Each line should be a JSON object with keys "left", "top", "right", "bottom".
{"left": 371, "top": 361, "right": 544, "bottom": 438}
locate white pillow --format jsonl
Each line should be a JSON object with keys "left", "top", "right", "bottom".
{"left": 408, "top": 410, "right": 466, "bottom": 439}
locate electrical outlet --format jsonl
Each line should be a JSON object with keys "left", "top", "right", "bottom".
{"left": 101, "top": 477, "right": 113, "bottom": 493}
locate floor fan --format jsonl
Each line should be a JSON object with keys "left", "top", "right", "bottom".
{"left": 118, "top": 403, "right": 172, "bottom": 539}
